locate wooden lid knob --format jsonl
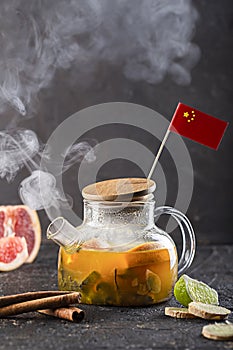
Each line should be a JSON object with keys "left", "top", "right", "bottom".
{"left": 82, "top": 178, "right": 156, "bottom": 201}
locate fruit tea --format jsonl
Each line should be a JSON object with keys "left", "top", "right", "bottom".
{"left": 58, "top": 241, "right": 178, "bottom": 306}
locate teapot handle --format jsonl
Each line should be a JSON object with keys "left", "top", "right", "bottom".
{"left": 154, "top": 206, "right": 196, "bottom": 275}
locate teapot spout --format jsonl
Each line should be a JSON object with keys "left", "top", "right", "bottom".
{"left": 47, "top": 217, "right": 81, "bottom": 253}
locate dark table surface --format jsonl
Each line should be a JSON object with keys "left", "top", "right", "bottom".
{"left": 0, "top": 242, "right": 232, "bottom": 350}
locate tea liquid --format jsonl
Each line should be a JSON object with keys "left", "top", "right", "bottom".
{"left": 58, "top": 242, "right": 178, "bottom": 306}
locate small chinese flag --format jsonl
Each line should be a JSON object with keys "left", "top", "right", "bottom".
{"left": 169, "top": 103, "right": 228, "bottom": 150}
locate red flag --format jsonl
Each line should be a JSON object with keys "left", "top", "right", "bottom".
{"left": 169, "top": 103, "right": 228, "bottom": 150}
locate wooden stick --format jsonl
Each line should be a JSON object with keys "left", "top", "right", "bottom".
{"left": 38, "top": 306, "right": 85, "bottom": 323}
{"left": 0, "top": 292, "right": 81, "bottom": 317}
{"left": 147, "top": 128, "right": 171, "bottom": 179}
{"left": 0, "top": 291, "right": 72, "bottom": 308}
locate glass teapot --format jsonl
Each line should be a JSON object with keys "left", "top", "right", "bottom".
{"left": 47, "top": 178, "right": 195, "bottom": 307}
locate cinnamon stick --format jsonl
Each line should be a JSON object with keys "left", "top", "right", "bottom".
{"left": 0, "top": 291, "right": 72, "bottom": 308}
{"left": 38, "top": 306, "right": 85, "bottom": 323}
{"left": 0, "top": 292, "right": 81, "bottom": 317}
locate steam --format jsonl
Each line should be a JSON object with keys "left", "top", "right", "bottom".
{"left": 19, "top": 170, "right": 73, "bottom": 211}
{"left": 0, "top": 0, "right": 200, "bottom": 115}
{"left": 19, "top": 139, "right": 96, "bottom": 210}
{"left": 53, "top": 141, "right": 96, "bottom": 174}
{"left": 0, "top": 128, "right": 96, "bottom": 210}
{"left": 0, "top": 0, "right": 200, "bottom": 211}
{"left": 0, "top": 129, "right": 39, "bottom": 182}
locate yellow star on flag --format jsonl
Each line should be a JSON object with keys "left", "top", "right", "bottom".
{"left": 183, "top": 112, "right": 189, "bottom": 117}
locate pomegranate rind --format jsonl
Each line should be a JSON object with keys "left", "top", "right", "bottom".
{"left": 0, "top": 210, "right": 5, "bottom": 238}
{"left": 0, "top": 236, "right": 28, "bottom": 272}
{"left": 14, "top": 205, "right": 41, "bottom": 263}
{"left": 0, "top": 205, "right": 41, "bottom": 263}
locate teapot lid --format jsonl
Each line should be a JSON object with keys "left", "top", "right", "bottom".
{"left": 82, "top": 177, "right": 156, "bottom": 201}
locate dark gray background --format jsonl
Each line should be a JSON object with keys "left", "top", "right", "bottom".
{"left": 0, "top": 0, "right": 232, "bottom": 245}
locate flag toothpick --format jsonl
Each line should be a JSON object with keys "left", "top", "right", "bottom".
{"left": 147, "top": 103, "right": 228, "bottom": 180}
{"left": 147, "top": 128, "right": 170, "bottom": 180}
